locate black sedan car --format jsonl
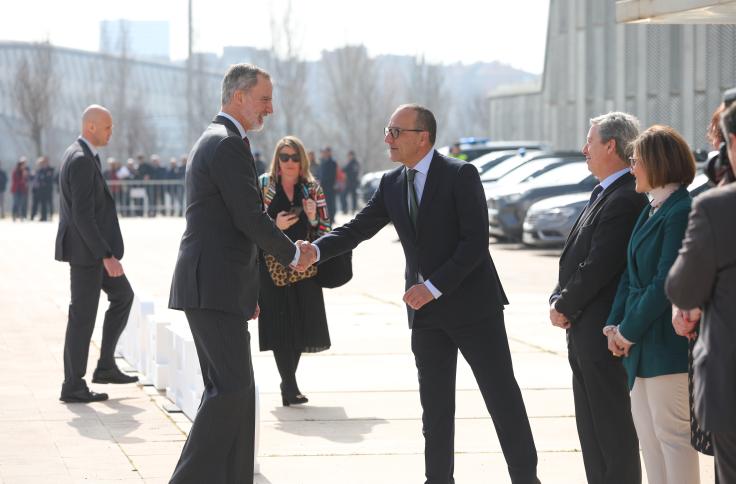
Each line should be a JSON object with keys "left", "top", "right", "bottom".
{"left": 487, "top": 161, "right": 597, "bottom": 241}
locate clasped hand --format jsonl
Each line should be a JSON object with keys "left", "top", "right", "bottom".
{"left": 671, "top": 305, "right": 701, "bottom": 341}
{"left": 549, "top": 304, "right": 570, "bottom": 329}
{"left": 606, "top": 327, "right": 632, "bottom": 357}
{"left": 290, "top": 240, "right": 318, "bottom": 272}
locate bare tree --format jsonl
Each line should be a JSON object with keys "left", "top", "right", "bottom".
{"left": 405, "top": 55, "right": 452, "bottom": 145}
{"left": 104, "top": 22, "right": 159, "bottom": 159}
{"left": 462, "top": 92, "right": 491, "bottom": 138}
{"left": 270, "top": 1, "right": 310, "bottom": 136}
{"left": 13, "top": 41, "right": 56, "bottom": 157}
{"left": 322, "top": 45, "right": 395, "bottom": 172}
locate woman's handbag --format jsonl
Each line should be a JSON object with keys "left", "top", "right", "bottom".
{"left": 264, "top": 253, "right": 317, "bottom": 287}
{"left": 688, "top": 339, "right": 713, "bottom": 455}
{"left": 315, "top": 251, "right": 353, "bottom": 288}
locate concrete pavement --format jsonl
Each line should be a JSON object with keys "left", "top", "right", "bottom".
{"left": 0, "top": 216, "right": 715, "bottom": 483}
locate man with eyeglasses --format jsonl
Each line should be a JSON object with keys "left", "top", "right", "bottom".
{"left": 549, "top": 112, "right": 646, "bottom": 484}
{"left": 300, "top": 103, "right": 540, "bottom": 484}
{"left": 168, "top": 63, "right": 313, "bottom": 484}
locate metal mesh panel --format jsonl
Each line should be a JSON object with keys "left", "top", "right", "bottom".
{"left": 694, "top": 92, "right": 709, "bottom": 152}
{"left": 625, "top": 24, "right": 638, "bottom": 97}
{"left": 670, "top": 26, "right": 682, "bottom": 95}
{"left": 717, "top": 26, "right": 736, "bottom": 90}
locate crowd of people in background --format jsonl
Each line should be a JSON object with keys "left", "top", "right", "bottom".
{"left": 0, "top": 144, "right": 361, "bottom": 222}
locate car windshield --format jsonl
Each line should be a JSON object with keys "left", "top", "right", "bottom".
{"left": 494, "top": 158, "right": 566, "bottom": 185}
{"left": 527, "top": 162, "right": 590, "bottom": 186}
{"left": 481, "top": 155, "right": 536, "bottom": 181}
{"left": 471, "top": 150, "right": 521, "bottom": 172}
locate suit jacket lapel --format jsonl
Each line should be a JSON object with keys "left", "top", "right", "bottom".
{"left": 561, "top": 172, "right": 634, "bottom": 259}
{"left": 416, "top": 151, "right": 441, "bottom": 232}
{"left": 397, "top": 167, "right": 414, "bottom": 236}
{"left": 213, "top": 115, "right": 263, "bottom": 207}
{"left": 630, "top": 186, "right": 688, "bottom": 255}
{"left": 78, "top": 138, "right": 114, "bottom": 200}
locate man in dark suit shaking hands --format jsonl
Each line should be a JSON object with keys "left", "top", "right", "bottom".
{"left": 302, "top": 104, "right": 539, "bottom": 484}
{"left": 56, "top": 105, "right": 138, "bottom": 404}
{"left": 168, "top": 64, "right": 312, "bottom": 484}
{"left": 549, "top": 112, "right": 647, "bottom": 484}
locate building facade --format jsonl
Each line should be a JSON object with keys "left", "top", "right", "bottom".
{"left": 0, "top": 41, "right": 221, "bottom": 165}
{"left": 488, "top": 0, "right": 736, "bottom": 151}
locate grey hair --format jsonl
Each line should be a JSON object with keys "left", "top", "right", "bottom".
{"left": 221, "top": 64, "right": 270, "bottom": 105}
{"left": 590, "top": 112, "right": 641, "bottom": 161}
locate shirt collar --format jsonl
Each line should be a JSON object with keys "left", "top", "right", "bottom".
{"left": 599, "top": 167, "right": 630, "bottom": 191}
{"left": 217, "top": 111, "right": 246, "bottom": 138}
{"left": 78, "top": 136, "right": 98, "bottom": 157}
{"left": 409, "top": 148, "right": 434, "bottom": 176}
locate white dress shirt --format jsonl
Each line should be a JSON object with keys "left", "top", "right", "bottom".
{"left": 407, "top": 149, "right": 442, "bottom": 299}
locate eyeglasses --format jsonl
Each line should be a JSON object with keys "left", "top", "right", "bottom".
{"left": 384, "top": 127, "right": 425, "bottom": 139}
{"left": 278, "top": 153, "right": 301, "bottom": 163}
{"left": 628, "top": 156, "right": 640, "bottom": 166}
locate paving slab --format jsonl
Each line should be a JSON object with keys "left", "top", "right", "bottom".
{"left": 0, "top": 216, "right": 715, "bottom": 483}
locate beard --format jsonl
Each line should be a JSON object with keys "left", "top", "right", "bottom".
{"left": 248, "top": 113, "right": 266, "bottom": 132}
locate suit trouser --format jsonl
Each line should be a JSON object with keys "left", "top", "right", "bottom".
{"left": 568, "top": 341, "right": 641, "bottom": 484}
{"left": 713, "top": 431, "right": 736, "bottom": 484}
{"left": 62, "top": 262, "right": 134, "bottom": 392}
{"left": 630, "top": 373, "right": 699, "bottom": 484}
{"left": 170, "top": 309, "right": 255, "bottom": 484}
{"left": 411, "top": 314, "right": 538, "bottom": 484}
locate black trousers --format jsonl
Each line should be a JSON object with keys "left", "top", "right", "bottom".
{"left": 170, "top": 309, "right": 255, "bottom": 484}
{"left": 411, "top": 314, "right": 538, "bottom": 484}
{"left": 568, "top": 341, "right": 641, "bottom": 484}
{"left": 713, "top": 431, "right": 736, "bottom": 484}
{"left": 62, "top": 262, "right": 134, "bottom": 393}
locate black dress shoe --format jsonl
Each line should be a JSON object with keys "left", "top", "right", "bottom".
{"left": 92, "top": 367, "right": 139, "bottom": 384}
{"left": 60, "top": 388, "right": 109, "bottom": 403}
{"left": 280, "top": 383, "right": 308, "bottom": 407}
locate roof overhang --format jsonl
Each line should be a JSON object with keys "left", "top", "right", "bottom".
{"left": 616, "top": 0, "right": 736, "bottom": 23}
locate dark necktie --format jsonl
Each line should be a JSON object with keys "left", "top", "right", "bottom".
{"left": 94, "top": 154, "right": 101, "bottom": 171}
{"left": 588, "top": 184, "right": 603, "bottom": 207}
{"left": 407, "top": 168, "right": 419, "bottom": 228}
{"left": 243, "top": 136, "right": 252, "bottom": 155}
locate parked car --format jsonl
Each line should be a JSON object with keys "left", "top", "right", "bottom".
{"left": 488, "top": 161, "right": 597, "bottom": 241}
{"left": 521, "top": 171, "right": 715, "bottom": 247}
{"left": 471, "top": 149, "right": 540, "bottom": 175}
{"left": 437, "top": 138, "right": 549, "bottom": 162}
{"left": 482, "top": 152, "right": 586, "bottom": 200}
{"left": 359, "top": 169, "right": 389, "bottom": 203}
{"left": 522, "top": 192, "right": 590, "bottom": 247}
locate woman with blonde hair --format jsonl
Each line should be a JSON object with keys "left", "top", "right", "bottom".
{"left": 258, "top": 136, "right": 331, "bottom": 406}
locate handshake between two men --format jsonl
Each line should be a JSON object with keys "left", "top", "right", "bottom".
{"left": 289, "top": 240, "right": 435, "bottom": 311}
{"left": 291, "top": 240, "right": 318, "bottom": 272}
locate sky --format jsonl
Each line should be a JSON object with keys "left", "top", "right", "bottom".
{"left": 0, "top": 0, "right": 550, "bottom": 74}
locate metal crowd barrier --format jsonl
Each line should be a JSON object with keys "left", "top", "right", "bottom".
{"left": 106, "top": 180, "right": 185, "bottom": 217}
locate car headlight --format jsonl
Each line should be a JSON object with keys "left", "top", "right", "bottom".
{"left": 533, "top": 206, "right": 578, "bottom": 223}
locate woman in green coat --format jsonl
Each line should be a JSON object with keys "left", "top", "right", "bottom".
{"left": 605, "top": 125, "right": 698, "bottom": 484}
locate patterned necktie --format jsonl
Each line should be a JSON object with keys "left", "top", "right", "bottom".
{"left": 407, "top": 168, "right": 419, "bottom": 228}
{"left": 588, "top": 184, "right": 603, "bottom": 207}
